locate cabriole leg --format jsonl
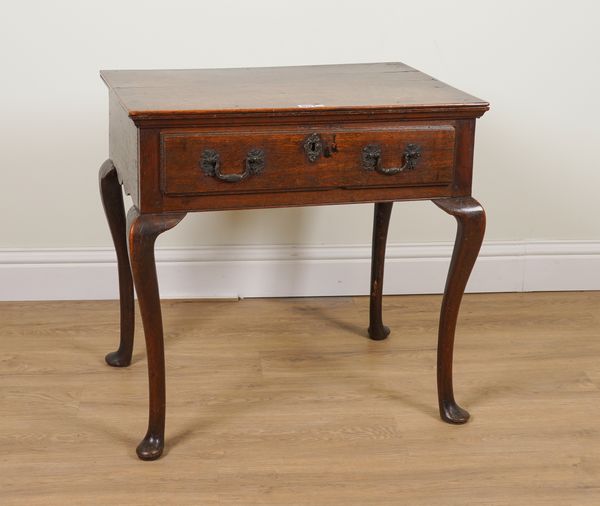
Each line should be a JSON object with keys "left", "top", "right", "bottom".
{"left": 433, "top": 197, "right": 485, "bottom": 424}
{"left": 368, "top": 202, "right": 393, "bottom": 340}
{"left": 127, "top": 207, "right": 185, "bottom": 460}
{"left": 99, "top": 160, "right": 135, "bottom": 367}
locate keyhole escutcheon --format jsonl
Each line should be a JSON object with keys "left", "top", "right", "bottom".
{"left": 303, "top": 133, "right": 323, "bottom": 163}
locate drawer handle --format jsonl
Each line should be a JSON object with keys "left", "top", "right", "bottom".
{"left": 200, "top": 148, "right": 265, "bottom": 183}
{"left": 361, "top": 143, "right": 421, "bottom": 175}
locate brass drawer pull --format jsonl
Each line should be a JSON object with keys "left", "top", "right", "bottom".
{"left": 200, "top": 148, "right": 265, "bottom": 182}
{"left": 362, "top": 143, "right": 421, "bottom": 175}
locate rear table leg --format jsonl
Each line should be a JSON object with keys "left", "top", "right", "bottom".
{"left": 99, "top": 160, "right": 135, "bottom": 367}
{"left": 368, "top": 202, "right": 393, "bottom": 341}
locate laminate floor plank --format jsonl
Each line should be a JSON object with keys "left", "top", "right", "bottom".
{"left": 1, "top": 292, "right": 599, "bottom": 505}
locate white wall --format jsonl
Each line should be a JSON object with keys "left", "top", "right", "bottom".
{"left": 1, "top": 1, "right": 599, "bottom": 299}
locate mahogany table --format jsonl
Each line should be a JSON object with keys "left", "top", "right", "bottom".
{"left": 99, "top": 63, "right": 488, "bottom": 460}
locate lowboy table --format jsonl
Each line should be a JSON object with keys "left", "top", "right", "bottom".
{"left": 99, "top": 63, "right": 488, "bottom": 460}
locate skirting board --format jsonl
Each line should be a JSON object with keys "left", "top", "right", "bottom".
{"left": 1, "top": 241, "right": 600, "bottom": 301}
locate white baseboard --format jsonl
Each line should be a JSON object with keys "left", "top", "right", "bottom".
{"left": 1, "top": 241, "right": 599, "bottom": 301}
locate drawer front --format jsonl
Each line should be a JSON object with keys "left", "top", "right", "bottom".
{"left": 160, "top": 125, "right": 455, "bottom": 196}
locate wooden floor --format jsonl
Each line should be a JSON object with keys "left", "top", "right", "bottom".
{"left": 1, "top": 292, "right": 600, "bottom": 505}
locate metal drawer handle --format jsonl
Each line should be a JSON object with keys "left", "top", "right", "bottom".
{"left": 361, "top": 143, "right": 421, "bottom": 175}
{"left": 200, "top": 148, "right": 265, "bottom": 183}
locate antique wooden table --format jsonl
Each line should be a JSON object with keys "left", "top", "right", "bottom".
{"left": 99, "top": 63, "right": 488, "bottom": 460}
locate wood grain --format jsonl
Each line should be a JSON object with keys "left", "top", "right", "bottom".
{"left": 102, "top": 64, "right": 485, "bottom": 214}
{"left": 100, "top": 63, "right": 488, "bottom": 122}
{"left": 434, "top": 197, "right": 486, "bottom": 423}
{"left": 160, "top": 125, "right": 455, "bottom": 197}
{"left": 99, "top": 160, "right": 135, "bottom": 368}
{"left": 108, "top": 91, "right": 139, "bottom": 202}
{"left": 126, "top": 208, "right": 186, "bottom": 460}
{"left": 1, "top": 293, "right": 600, "bottom": 504}
{"left": 368, "top": 202, "right": 393, "bottom": 340}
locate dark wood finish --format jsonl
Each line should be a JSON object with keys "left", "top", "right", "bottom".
{"left": 106, "top": 114, "right": 480, "bottom": 213}
{"left": 126, "top": 207, "right": 185, "bottom": 460}
{"left": 100, "top": 63, "right": 488, "bottom": 459}
{"left": 99, "top": 160, "right": 135, "bottom": 367}
{"left": 160, "top": 125, "right": 455, "bottom": 197}
{"left": 369, "top": 202, "right": 394, "bottom": 340}
{"left": 433, "top": 197, "right": 486, "bottom": 423}
{"left": 108, "top": 92, "right": 139, "bottom": 202}
{"left": 102, "top": 64, "right": 487, "bottom": 213}
{"left": 452, "top": 119, "right": 477, "bottom": 195}
{"left": 129, "top": 120, "right": 474, "bottom": 214}
{"left": 160, "top": 177, "right": 458, "bottom": 213}
{"left": 100, "top": 63, "right": 488, "bottom": 121}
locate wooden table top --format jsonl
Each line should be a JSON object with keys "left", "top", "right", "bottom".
{"left": 101, "top": 62, "right": 488, "bottom": 120}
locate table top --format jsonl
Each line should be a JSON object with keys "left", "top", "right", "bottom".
{"left": 101, "top": 62, "right": 488, "bottom": 120}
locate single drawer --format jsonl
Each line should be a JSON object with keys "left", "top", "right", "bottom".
{"left": 160, "top": 125, "right": 456, "bottom": 196}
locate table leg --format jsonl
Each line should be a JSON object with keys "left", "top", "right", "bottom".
{"left": 433, "top": 197, "right": 485, "bottom": 424}
{"left": 127, "top": 207, "right": 186, "bottom": 460}
{"left": 99, "top": 160, "right": 135, "bottom": 367}
{"left": 368, "top": 202, "right": 393, "bottom": 340}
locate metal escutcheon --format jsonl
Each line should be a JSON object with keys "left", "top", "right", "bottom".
{"left": 303, "top": 133, "right": 323, "bottom": 162}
